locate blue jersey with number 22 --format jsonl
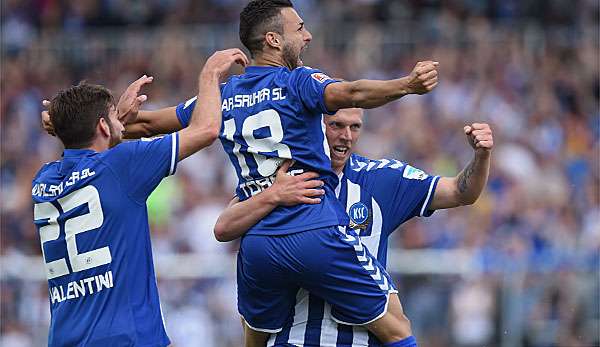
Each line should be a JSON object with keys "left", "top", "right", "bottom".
{"left": 177, "top": 66, "right": 349, "bottom": 235}
{"left": 31, "top": 134, "right": 178, "bottom": 347}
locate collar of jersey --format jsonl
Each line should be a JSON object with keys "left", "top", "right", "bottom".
{"left": 245, "top": 65, "right": 285, "bottom": 74}
{"left": 62, "top": 148, "right": 96, "bottom": 157}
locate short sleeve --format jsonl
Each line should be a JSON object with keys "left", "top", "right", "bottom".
{"left": 373, "top": 163, "right": 440, "bottom": 234}
{"left": 175, "top": 96, "right": 197, "bottom": 128}
{"left": 103, "top": 133, "right": 179, "bottom": 203}
{"left": 289, "top": 67, "right": 341, "bottom": 115}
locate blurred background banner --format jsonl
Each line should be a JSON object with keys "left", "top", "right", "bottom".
{"left": 1, "top": 1, "right": 598, "bottom": 346}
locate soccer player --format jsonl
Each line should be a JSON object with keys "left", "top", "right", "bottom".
{"left": 212, "top": 108, "right": 494, "bottom": 346}
{"left": 178, "top": 1, "right": 439, "bottom": 346}
{"left": 32, "top": 49, "right": 248, "bottom": 346}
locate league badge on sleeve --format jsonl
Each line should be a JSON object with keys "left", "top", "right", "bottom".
{"left": 402, "top": 165, "right": 428, "bottom": 180}
{"left": 348, "top": 202, "right": 371, "bottom": 230}
{"left": 311, "top": 73, "right": 332, "bottom": 83}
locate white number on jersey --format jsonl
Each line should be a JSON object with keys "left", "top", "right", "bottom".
{"left": 34, "top": 186, "right": 112, "bottom": 280}
{"left": 222, "top": 109, "right": 292, "bottom": 179}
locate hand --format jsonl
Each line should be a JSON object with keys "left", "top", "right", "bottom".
{"left": 41, "top": 100, "right": 55, "bottom": 136}
{"left": 201, "top": 48, "right": 249, "bottom": 80}
{"left": 268, "top": 160, "right": 325, "bottom": 206}
{"left": 464, "top": 123, "right": 494, "bottom": 153}
{"left": 117, "top": 75, "right": 153, "bottom": 125}
{"left": 405, "top": 61, "right": 439, "bottom": 95}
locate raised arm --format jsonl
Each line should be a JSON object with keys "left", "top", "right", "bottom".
{"left": 213, "top": 161, "right": 324, "bottom": 242}
{"left": 41, "top": 75, "right": 182, "bottom": 139}
{"left": 430, "top": 123, "right": 493, "bottom": 210}
{"left": 123, "top": 107, "right": 182, "bottom": 139}
{"left": 177, "top": 49, "right": 248, "bottom": 160}
{"left": 324, "top": 61, "right": 439, "bottom": 111}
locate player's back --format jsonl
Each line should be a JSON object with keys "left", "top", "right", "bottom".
{"left": 32, "top": 136, "right": 177, "bottom": 347}
{"left": 177, "top": 65, "right": 348, "bottom": 235}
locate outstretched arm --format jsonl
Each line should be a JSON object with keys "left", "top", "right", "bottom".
{"left": 324, "top": 61, "right": 439, "bottom": 111}
{"left": 178, "top": 49, "right": 248, "bottom": 160}
{"left": 123, "top": 107, "right": 182, "bottom": 139}
{"left": 41, "top": 75, "right": 182, "bottom": 139}
{"left": 430, "top": 123, "right": 493, "bottom": 210}
{"left": 214, "top": 161, "right": 324, "bottom": 242}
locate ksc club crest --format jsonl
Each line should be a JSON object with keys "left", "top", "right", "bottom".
{"left": 348, "top": 202, "right": 371, "bottom": 230}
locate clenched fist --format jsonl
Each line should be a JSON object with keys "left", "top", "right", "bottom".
{"left": 406, "top": 61, "right": 439, "bottom": 95}
{"left": 464, "top": 123, "right": 493, "bottom": 152}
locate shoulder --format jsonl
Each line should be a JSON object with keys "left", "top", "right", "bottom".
{"left": 32, "top": 161, "right": 59, "bottom": 184}
{"left": 289, "top": 66, "right": 331, "bottom": 82}
{"left": 345, "top": 153, "right": 405, "bottom": 177}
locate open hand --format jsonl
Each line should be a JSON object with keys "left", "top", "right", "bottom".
{"left": 269, "top": 160, "right": 325, "bottom": 206}
{"left": 117, "top": 75, "right": 153, "bottom": 125}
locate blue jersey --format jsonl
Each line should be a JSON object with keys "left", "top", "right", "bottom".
{"left": 31, "top": 134, "right": 179, "bottom": 347}
{"left": 268, "top": 153, "right": 440, "bottom": 347}
{"left": 176, "top": 66, "right": 348, "bottom": 235}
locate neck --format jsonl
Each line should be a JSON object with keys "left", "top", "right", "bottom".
{"left": 86, "top": 139, "right": 108, "bottom": 153}
{"left": 333, "top": 163, "right": 344, "bottom": 175}
{"left": 253, "top": 51, "right": 292, "bottom": 70}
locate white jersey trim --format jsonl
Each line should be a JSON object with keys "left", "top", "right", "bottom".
{"left": 243, "top": 318, "right": 283, "bottom": 334}
{"left": 330, "top": 289, "right": 397, "bottom": 326}
{"left": 169, "top": 133, "right": 178, "bottom": 176}
{"left": 419, "top": 176, "right": 440, "bottom": 216}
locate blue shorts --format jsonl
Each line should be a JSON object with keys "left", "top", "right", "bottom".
{"left": 237, "top": 226, "right": 397, "bottom": 332}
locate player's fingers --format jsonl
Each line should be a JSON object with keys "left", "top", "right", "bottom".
{"left": 426, "top": 81, "right": 438, "bottom": 91}
{"left": 470, "top": 123, "right": 490, "bottom": 130}
{"left": 303, "top": 188, "right": 325, "bottom": 197}
{"left": 464, "top": 125, "right": 473, "bottom": 135}
{"left": 277, "top": 160, "right": 293, "bottom": 175}
{"left": 300, "top": 197, "right": 321, "bottom": 204}
{"left": 232, "top": 52, "right": 249, "bottom": 67}
{"left": 419, "top": 69, "right": 438, "bottom": 81}
{"left": 301, "top": 179, "right": 324, "bottom": 189}
{"left": 295, "top": 171, "right": 320, "bottom": 181}
{"left": 476, "top": 140, "right": 493, "bottom": 148}
{"left": 136, "top": 95, "right": 148, "bottom": 103}
{"left": 42, "top": 99, "right": 51, "bottom": 108}
{"left": 423, "top": 76, "right": 438, "bottom": 86}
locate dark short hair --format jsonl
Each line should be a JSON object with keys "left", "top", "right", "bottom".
{"left": 49, "top": 82, "right": 115, "bottom": 149}
{"left": 239, "top": 0, "right": 294, "bottom": 57}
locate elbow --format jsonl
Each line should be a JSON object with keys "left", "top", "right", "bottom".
{"left": 213, "top": 221, "right": 231, "bottom": 242}
{"left": 458, "top": 194, "right": 479, "bottom": 206}
{"left": 204, "top": 123, "right": 221, "bottom": 143}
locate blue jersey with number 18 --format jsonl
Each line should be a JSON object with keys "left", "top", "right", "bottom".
{"left": 31, "top": 134, "right": 178, "bottom": 347}
{"left": 176, "top": 66, "right": 349, "bottom": 235}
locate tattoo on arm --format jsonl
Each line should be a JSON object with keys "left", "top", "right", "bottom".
{"left": 457, "top": 160, "right": 476, "bottom": 193}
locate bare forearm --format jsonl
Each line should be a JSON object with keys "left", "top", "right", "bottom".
{"left": 347, "top": 78, "right": 411, "bottom": 109}
{"left": 326, "top": 78, "right": 411, "bottom": 110}
{"left": 214, "top": 192, "right": 278, "bottom": 242}
{"left": 177, "top": 72, "right": 221, "bottom": 160}
{"left": 455, "top": 151, "right": 491, "bottom": 205}
{"left": 123, "top": 107, "right": 181, "bottom": 139}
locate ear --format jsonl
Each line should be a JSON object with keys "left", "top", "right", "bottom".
{"left": 98, "top": 118, "right": 111, "bottom": 138}
{"left": 265, "top": 32, "right": 282, "bottom": 50}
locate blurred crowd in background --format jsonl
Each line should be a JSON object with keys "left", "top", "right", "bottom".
{"left": 2, "top": 0, "right": 599, "bottom": 346}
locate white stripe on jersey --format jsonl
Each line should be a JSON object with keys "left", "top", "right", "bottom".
{"left": 287, "top": 289, "right": 310, "bottom": 346}
{"left": 360, "top": 197, "right": 382, "bottom": 259}
{"left": 352, "top": 325, "right": 370, "bottom": 346}
{"left": 319, "top": 304, "right": 339, "bottom": 346}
